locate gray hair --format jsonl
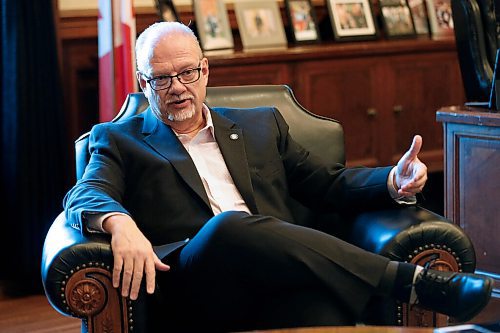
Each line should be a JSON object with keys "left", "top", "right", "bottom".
{"left": 135, "top": 22, "right": 202, "bottom": 73}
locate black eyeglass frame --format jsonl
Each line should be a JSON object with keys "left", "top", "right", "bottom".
{"left": 143, "top": 63, "right": 202, "bottom": 91}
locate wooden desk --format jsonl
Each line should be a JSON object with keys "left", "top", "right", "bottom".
{"left": 436, "top": 107, "right": 500, "bottom": 309}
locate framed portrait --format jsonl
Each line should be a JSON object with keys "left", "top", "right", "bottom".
{"left": 154, "top": 0, "right": 179, "bottom": 22}
{"left": 285, "top": 0, "right": 321, "bottom": 44}
{"left": 408, "top": 0, "right": 430, "bottom": 35}
{"left": 326, "top": 0, "right": 378, "bottom": 41}
{"left": 234, "top": 0, "right": 288, "bottom": 50}
{"left": 426, "top": 0, "right": 454, "bottom": 39}
{"left": 193, "top": 0, "right": 234, "bottom": 51}
{"left": 380, "top": 0, "right": 416, "bottom": 39}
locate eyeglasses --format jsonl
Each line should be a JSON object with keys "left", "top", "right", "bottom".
{"left": 144, "top": 64, "right": 202, "bottom": 91}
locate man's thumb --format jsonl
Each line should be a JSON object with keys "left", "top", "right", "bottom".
{"left": 407, "top": 135, "right": 422, "bottom": 159}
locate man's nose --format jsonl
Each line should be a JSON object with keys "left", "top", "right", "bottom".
{"left": 169, "top": 77, "right": 186, "bottom": 93}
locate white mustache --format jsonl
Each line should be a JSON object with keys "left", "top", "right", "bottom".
{"left": 165, "top": 95, "right": 194, "bottom": 104}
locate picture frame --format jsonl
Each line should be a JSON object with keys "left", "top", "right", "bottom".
{"left": 326, "top": 0, "right": 378, "bottom": 41}
{"left": 154, "top": 0, "right": 179, "bottom": 22}
{"left": 425, "top": 0, "right": 454, "bottom": 39}
{"left": 408, "top": 0, "right": 430, "bottom": 35}
{"left": 193, "top": 0, "right": 234, "bottom": 51}
{"left": 234, "top": 0, "right": 288, "bottom": 50}
{"left": 380, "top": 0, "right": 416, "bottom": 39}
{"left": 284, "top": 0, "right": 321, "bottom": 44}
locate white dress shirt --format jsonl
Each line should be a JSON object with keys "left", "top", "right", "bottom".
{"left": 174, "top": 104, "right": 250, "bottom": 215}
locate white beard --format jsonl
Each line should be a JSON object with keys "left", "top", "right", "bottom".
{"left": 150, "top": 101, "right": 196, "bottom": 123}
{"left": 166, "top": 107, "right": 196, "bottom": 122}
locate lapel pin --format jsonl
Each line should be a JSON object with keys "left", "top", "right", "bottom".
{"left": 230, "top": 133, "right": 239, "bottom": 140}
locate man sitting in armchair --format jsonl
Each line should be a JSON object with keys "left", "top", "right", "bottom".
{"left": 64, "top": 21, "right": 493, "bottom": 331}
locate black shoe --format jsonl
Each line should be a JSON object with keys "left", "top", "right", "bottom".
{"left": 414, "top": 268, "right": 493, "bottom": 322}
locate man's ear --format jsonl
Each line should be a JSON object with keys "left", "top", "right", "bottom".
{"left": 201, "top": 57, "right": 209, "bottom": 86}
{"left": 136, "top": 71, "right": 147, "bottom": 91}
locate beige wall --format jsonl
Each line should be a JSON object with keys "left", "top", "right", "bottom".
{"left": 58, "top": 0, "right": 250, "bottom": 11}
{"left": 59, "top": 0, "right": 182, "bottom": 11}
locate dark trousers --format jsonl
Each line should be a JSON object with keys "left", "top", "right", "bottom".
{"left": 152, "top": 211, "right": 391, "bottom": 332}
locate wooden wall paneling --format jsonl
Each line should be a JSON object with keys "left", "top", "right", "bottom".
{"left": 59, "top": 14, "right": 99, "bottom": 40}
{"left": 62, "top": 38, "right": 99, "bottom": 175}
{"left": 135, "top": 12, "right": 165, "bottom": 32}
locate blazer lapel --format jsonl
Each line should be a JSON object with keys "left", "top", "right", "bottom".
{"left": 211, "top": 110, "right": 259, "bottom": 214}
{"left": 141, "top": 108, "right": 211, "bottom": 210}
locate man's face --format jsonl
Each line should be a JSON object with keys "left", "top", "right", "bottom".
{"left": 137, "top": 33, "right": 209, "bottom": 125}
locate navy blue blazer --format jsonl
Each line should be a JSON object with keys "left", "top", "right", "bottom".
{"left": 64, "top": 106, "right": 395, "bottom": 246}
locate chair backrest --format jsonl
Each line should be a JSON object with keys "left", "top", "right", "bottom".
{"left": 75, "top": 85, "right": 345, "bottom": 180}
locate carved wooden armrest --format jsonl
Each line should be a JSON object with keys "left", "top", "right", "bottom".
{"left": 42, "top": 212, "right": 141, "bottom": 333}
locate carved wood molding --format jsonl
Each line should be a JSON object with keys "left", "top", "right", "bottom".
{"left": 68, "top": 279, "right": 105, "bottom": 316}
{"left": 64, "top": 266, "right": 130, "bottom": 333}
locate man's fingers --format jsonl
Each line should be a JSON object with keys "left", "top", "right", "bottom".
{"left": 145, "top": 259, "right": 157, "bottom": 294}
{"left": 129, "top": 260, "right": 144, "bottom": 300}
{"left": 121, "top": 258, "right": 134, "bottom": 297}
{"left": 154, "top": 254, "right": 171, "bottom": 272}
{"left": 407, "top": 135, "right": 423, "bottom": 160}
{"left": 113, "top": 256, "right": 123, "bottom": 289}
{"left": 107, "top": 216, "right": 163, "bottom": 300}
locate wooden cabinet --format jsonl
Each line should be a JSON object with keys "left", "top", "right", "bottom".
{"left": 58, "top": 11, "right": 465, "bottom": 174}
{"left": 387, "top": 52, "right": 465, "bottom": 170}
{"left": 206, "top": 40, "right": 465, "bottom": 169}
{"left": 296, "top": 56, "right": 382, "bottom": 167}
{"left": 437, "top": 109, "right": 500, "bottom": 275}
{"left": 297, "top": 50, "right": 464, "bottom": 170}
{"left": 209, "top": 61, "right": 291, "bottom": 87}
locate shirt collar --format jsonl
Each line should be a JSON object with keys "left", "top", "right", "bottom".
{"left": 173, "top": 103, "right": 215, "bottom": 143}
{"left": 201, "top": 103, "right": 215, "bottom": 137}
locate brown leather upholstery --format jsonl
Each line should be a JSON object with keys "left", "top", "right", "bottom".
{"left": 42, "top": 85, "right": 476, "bottom": 332}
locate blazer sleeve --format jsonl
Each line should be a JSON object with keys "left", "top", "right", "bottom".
{"left": 272, "top": 109, "right": 397, "bottom": 213}
{"left": 63, "top": 123, "right": 130, "bottom": 232}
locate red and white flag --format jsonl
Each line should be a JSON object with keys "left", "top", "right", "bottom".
{"left": 98, "top": 0, "right": 138, "bottom": 122}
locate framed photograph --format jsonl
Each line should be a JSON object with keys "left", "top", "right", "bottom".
{"left": 380, "top": 0, "right": 416, "bottom": 39}
{"left": 193, "top": 0, "right": 234, "bottom": 51}
{"left": 285, "top": 0, "right": 321, "bottom": 44}
{"left": 234, "top": 0, "right": 288, "bottom": 50}
{"left": 326, "top": 0, "right": 378, "bottom": 41}
{"left": 408, "top": 0, "right": 430, "bottom": 35}
{"left": 154, "top": 0, "right": 179, "bottom": 22}
{"left": 426, "top": 0, "right": 454, "bottom": 39}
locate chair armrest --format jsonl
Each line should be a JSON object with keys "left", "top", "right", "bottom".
{"left": 347, "top": 206, "right": 476, "bottom": 273}
{"left": 41, "top": 212, "right": 145, "bottom": 332}
{"left": 346, "top": 206, "right": 476, "bottom": 326}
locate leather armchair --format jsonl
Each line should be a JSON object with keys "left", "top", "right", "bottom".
{"left": 452, "top": 0, "right": 500, "bottom": 103}
{"left": 42, "top": 85, "right": 476, "bottom": 332}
